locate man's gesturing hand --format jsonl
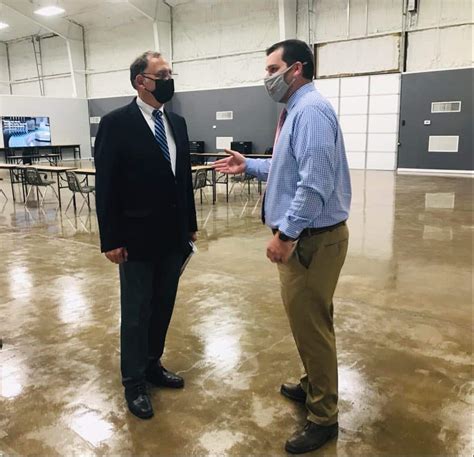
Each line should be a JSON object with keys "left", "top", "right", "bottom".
{"left": 212, "top": 148, "right": 246, "bottom": 174}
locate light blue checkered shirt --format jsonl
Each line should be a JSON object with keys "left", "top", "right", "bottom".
{"left": 246, "top": 82, "right": 351, "bottom": 239}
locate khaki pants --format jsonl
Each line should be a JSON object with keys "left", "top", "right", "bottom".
{"left": 277, "top": 224, "right": 349, "bottom": 426}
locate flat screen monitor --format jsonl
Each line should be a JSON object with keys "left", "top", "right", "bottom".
{"left": 189, "top": 141, "right": 205, "bottom": 153}
{"left": 2, "top": 116, "right": 51, "bottom": 147}
{"left": 231, "top": 141, "right": 252, "bottom": 154}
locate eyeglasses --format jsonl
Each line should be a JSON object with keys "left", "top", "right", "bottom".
{"left": 141, "top": 71, "right": 176, "bottom": 81}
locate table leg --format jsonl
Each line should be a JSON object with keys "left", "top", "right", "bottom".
{"left": 226, "top": 174, "right": 229, "bottom": 203}
{"left": 212, "top": 168, "right": 216, "bottom": 205}
{"left": 21, "top": 170, "right": 27, "bottom": 202}
{"left": 57, "top": 174, "right": 62, "bottom": 208}
{"left": 9, "top": 169, "right": 16, "bottom": 202}
{"left": 86, "top": 176, "right": 91, "bottom": 208}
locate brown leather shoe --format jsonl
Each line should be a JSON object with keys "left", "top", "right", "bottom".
{"left": 280, "top": 382, "right": 306, "bottom": 403}
{"left": 285, "top": 421, "right": 338, "bottom": 454}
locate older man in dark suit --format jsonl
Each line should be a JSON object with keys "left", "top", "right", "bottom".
{"left": 95, "top": 51, "right": 197, "bottom": 420}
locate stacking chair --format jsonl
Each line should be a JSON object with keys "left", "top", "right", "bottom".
{"left": 24, "top": 168, "right": 58, "bottom": 206}
{"left": 193, "top": 169, "right": 208, "bottom": 204}
{"left": 229, "top": 173, "right": 258, "bottom": 196}
{"left": 0, "top": 178, "right": 7, "bottom": 200}
{"left": 65, "top": 171, "right": 95, "bottom": 213}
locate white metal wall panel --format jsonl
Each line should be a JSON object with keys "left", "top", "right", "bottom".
{"left": 368, "top": 114, "right": 399, "bottom": 133}
{"left": 340, "top": 96, "right": 368, "bottom": 115}
{"left": 318, "top": 73, "right": 401, "bottom": 170}
{"left": 339, "top": 115, "right": 368, "bottom": 133}
{"left": 366, "top": 152, "right": 397, "bottom": 170}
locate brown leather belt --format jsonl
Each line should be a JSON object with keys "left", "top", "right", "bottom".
{"left": 272, "top": 220, "right": 346, "bottom": 239}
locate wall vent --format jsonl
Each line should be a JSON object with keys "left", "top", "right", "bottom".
{"left": 431, "top": 101, "right": 461, "bottom": 113}
{"left": 216, "top": 111, "right": 233, "bottom": 120}
{"left": 428, "top": 135, "right": 459, "bottom": 153}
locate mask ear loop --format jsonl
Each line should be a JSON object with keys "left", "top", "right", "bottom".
{"left": 287, "top": 61, "right": 308, "bottom": 85}
{"left": 286, "top": 62, "right": 299, "bottom": 87}
{"left": 291, "top": 61, "right": 308, "bottom": 76}
{"left": 140, "top": 74, "right": 155, "bottom": 94}
{"left": 283, "top": 61, "right": 307, "bottom": 97}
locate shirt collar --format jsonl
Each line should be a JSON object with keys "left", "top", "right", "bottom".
{"left": 136, "top": 96, "right": 164, "bottom": 118}
{"left": 286, "top": 82, "right": 315, "bottom": 112}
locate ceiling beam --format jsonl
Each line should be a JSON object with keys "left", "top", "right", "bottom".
{"left": 2, "top": 0, "right": 86, "bottom": 97}
{"left": 2, "top": 0, "right": 83, "bottom": 41}
{"left": 127, "top": 0, "right": 159, "bottom": 21}
{"left": 127, "top": 0, "right": 172, "bottom": 59}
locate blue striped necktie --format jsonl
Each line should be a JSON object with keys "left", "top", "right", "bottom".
{"left": 152, "top": 109, "right": 171, "bottom": 164}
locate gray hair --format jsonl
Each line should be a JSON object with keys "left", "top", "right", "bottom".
{"left": 130, "top": 51, "right": 161, "bottom": 89}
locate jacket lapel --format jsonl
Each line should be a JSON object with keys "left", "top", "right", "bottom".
{"left": 127, "top": 99, "right": 159, "bottom": 150}
{"left": 128, "top": 99, "right": 174, "bottom": 172}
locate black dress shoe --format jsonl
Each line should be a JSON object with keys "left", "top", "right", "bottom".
{"left": 146, "top": 365, "right": 184, "bottom": 389}
{"left": 280, "top": 383, "right": 306, "bottom": 404}
{"left": 285, "top": 421, "right": 338, "bottom": 454}
{"left": 125, "top": 385, "right": 154, "bottom": 419}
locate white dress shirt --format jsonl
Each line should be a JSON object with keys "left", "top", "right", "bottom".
{"left": 136, "top": 96, "right": 177, "bottom": 175}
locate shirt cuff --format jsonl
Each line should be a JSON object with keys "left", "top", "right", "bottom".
{"left": 244, "top": 158, "right": 258, "bottom": 177}
{"left": 277, "top": 219, "right": 304, "bottom": 240}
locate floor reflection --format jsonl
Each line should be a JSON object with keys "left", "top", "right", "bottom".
{"left": 0, "top": 169, "right": 472, "bottom": 456}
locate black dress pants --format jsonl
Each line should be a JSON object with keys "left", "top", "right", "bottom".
{"left": 118, "top": 249, "right": 183, "bottom": 389}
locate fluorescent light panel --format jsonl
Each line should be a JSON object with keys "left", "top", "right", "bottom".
{"left": 34, "top": 6, "right": 65, "bottom": 16}
{"left": 0, "top": 22, "right": 10, "bottom": 30}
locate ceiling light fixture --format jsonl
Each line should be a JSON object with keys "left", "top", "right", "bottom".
{"left": 0, "top": 21, "right": 9, "bottom": 30}
{"left": 34, "top": 6, "right": 65, "bottom": 17}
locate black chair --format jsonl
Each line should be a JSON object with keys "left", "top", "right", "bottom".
{"left": 0, "top": 178, "right": 7, "bottom": 200}
{"left": 229, "top": 173, "right": 258, "bottom": 196}
{"left": 5, "top": 148, "right": 16, "bottom": 164}
{"left": 65, "top": 171, "right": 95, "bottom": 212}
{"left": 193, "top": 169, "right": 208, "bottom": 204}
{"left": 24, "top": 168, "right": 58, "bottom": 206}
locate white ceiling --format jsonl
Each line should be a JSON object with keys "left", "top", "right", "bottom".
{"left": 0, "top": 7, "right": 46, "bottom": 42}
{"left": 63, "top": 2, "right": 146, "bottom": 28}
{"left": 0, "top": 0, "right": 193, "bottom": 43}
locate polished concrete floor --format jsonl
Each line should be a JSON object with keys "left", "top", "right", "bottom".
{"left": 0, "top": 168, "right": 472, "bottom": 457}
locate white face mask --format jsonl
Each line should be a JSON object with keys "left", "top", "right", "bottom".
{"left": 263, "top": 64, "right": 296, "bottom": 103}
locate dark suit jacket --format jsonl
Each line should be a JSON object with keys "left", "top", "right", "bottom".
{"left": 94, "top": 98, "right": 197, "bottom": 261}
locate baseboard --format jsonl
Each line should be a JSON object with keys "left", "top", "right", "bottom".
{"left": 397, "top": 168, "right": 474, "bottom": 178}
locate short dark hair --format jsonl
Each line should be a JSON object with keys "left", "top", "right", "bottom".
{"left": 266, "top": 39, "right": 314, "bottom": 80}
{"left": 130, "top": 51, "right": 161, "bottom": 89}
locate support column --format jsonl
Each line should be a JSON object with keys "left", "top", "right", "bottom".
{"left": 278, "top": 0, "right": 297, "bottom": 41}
